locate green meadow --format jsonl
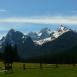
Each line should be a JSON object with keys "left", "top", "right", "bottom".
{"left": 0, "top": 62, "right": 77, "bottom": 77}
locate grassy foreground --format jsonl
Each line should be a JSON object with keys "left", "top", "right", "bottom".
{"left": 0, "top": 62, "right": 77, "bottom": 77}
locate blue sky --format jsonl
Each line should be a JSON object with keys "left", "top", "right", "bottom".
{"left": 0, "top": 0, "right": 77, "bottom": 38}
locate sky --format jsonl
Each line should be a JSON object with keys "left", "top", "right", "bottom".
{"left": 0, "top": 0, "right": 77, "bottom": 38}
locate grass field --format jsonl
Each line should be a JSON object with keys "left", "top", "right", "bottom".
{"left": 0, "top": 62, "right": 77, "bottom": 77}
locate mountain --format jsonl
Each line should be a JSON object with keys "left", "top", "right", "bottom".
{"left": 28, "top": 32, "right": 40, "bottom": 41}
{"left": 42, "top": 30, "right": 77, "bottom": 54}
{"left": 0, "top": 25, "right": 77, "bottom": 63}
{"left": 28, "top": 28, "right": 52, "bottom": 41}
{"left": 34, "top": 25, "right": 70, "bottom": 45}
{"left": 39, "top": 28, "right": 51, "bottom": 39}
{"left": 0, "top": 29, "right": 41, "bottom": 59}
{"left": 27, "top": 30, "right": 77, "bottom": 63}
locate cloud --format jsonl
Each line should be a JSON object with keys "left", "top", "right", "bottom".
{"left": 0, "top": 16, "right": 77, "bottom": 24}
{"left": 0, "top": 9, "right": 7, "bottom": 13}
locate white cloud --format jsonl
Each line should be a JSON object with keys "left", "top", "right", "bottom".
{"left": 0, "top": 9, "right": 7, "bottom": 12}
{"left": 0, "top": 16, "right": 77, "bottom": 24}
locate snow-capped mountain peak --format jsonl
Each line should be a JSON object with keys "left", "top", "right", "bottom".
{"left": 27, "top": 28, "right": 52, "bottom": 41}
{"left": 34, "top": 25, "right": 70, "bottom": 45}
{"left": 50, "top": 25, "right": 70, "bottom": 38}
{"left": 58, "top": 25, "right": 70, "bottom": 32}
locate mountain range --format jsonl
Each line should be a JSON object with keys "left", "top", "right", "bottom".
{"left": 0, "top": 25, "right": 77, "bottom": 63}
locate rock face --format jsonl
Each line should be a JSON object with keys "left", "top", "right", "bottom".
{"left": 0, "top": 26, "right": 77, "bottom": 63}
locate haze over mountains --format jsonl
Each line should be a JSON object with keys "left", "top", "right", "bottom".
{"left": 0, "top": 25, "right": 77, "bottom": 63}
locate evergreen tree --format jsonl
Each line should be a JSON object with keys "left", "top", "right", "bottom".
{"left": 13, "top": 44, "right": 19, "bottom": 61}
{"left": 3, "top": 43, "right": 19, "bottom": 71}
{"left": 3, "top": 43, "right": 13, "bottom": 64}
{"left": 0, "top": 52, "right": 2, "bottom": 60}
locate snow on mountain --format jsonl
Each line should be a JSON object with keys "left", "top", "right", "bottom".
{"left": 52, "top": 25, "right": 70, "bottom": 38}
{"left": 34, "top": 25, "right": 70, "bottom": 45}
{"left": 27, "top": 28, "right": 52, "bottom": 45}
{"left": 34, "top": 37, "right": 52, "bottom": 45}
{"left": 27, "top": 28, "right": 52, "bottom": 41}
